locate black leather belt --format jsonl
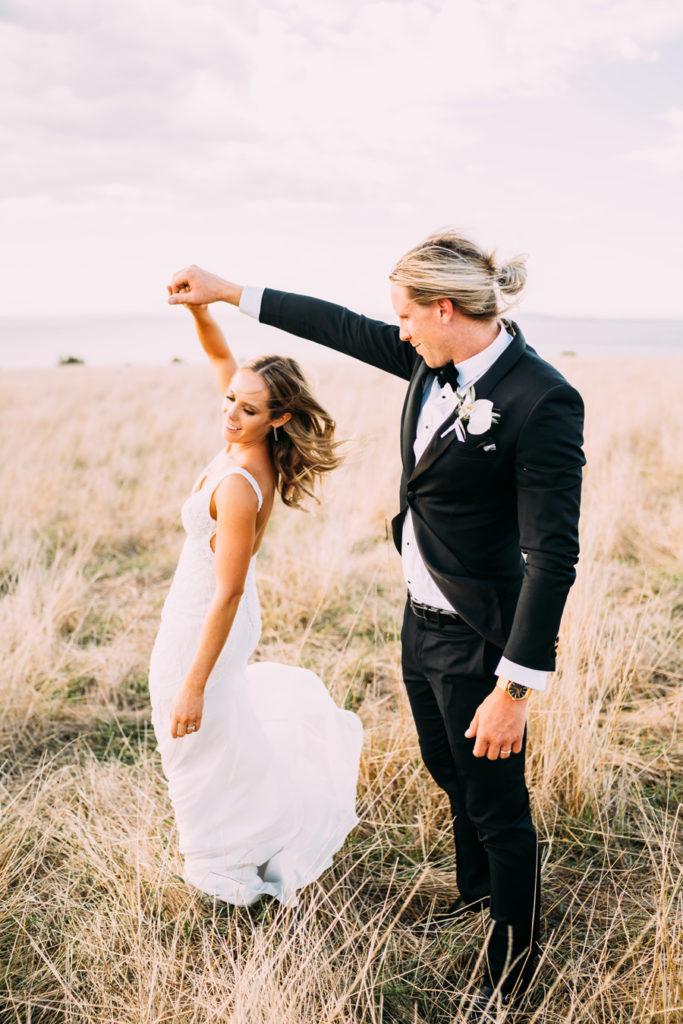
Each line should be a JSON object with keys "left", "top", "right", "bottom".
{"left": 409, "top": 595, "right": 462, "bottom": 625}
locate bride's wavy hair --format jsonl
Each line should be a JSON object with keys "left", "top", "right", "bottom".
{"left": 243, "top": 354, "right": 344, "bottom": 510}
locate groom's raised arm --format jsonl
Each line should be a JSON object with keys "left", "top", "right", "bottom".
{"left": 167, "top": 268, "right": 417, "bottom": 381}
{"left": 240, "top": 286, "right": 419, "bottom": 381}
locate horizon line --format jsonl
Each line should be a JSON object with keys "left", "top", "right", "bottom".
{"left": 1, "top": 309, "right": 682, "bottom": 325}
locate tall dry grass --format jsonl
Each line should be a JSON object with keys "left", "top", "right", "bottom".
{"left": 0, "top": 356, "right": 681, "bottom": 1023}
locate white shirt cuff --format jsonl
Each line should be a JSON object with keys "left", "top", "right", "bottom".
{"left": 238, "top": 286, "right": 264, "bottom": 320}
{"left": 496, "top": 656, "right": 548, "bottom": 692}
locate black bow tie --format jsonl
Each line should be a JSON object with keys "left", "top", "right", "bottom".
{"left": 435, "top": 361, "right": 459, "bottom": 390}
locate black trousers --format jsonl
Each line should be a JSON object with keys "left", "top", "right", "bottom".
{"left": 401, "top": 596, "right": 542, "bottom": 994}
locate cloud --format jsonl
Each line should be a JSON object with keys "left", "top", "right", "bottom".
{"left": 627, "top": 107, "right": 683, "bottom": 173}
{"left": 0, "top": 0, "right": 259, "bottom": 201}
{"left": 2, "top": 0, "right": 683, "bottom": 208}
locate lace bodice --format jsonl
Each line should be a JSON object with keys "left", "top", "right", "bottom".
{"left": 159, "top": 462, "right": 264, "bottom": 624}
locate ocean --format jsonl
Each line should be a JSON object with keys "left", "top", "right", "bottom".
{"left": 1, "top": 310, "right": 681, "bottom": 369}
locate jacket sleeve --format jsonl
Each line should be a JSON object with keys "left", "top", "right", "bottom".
{"left": 259, "top": 288, "right": 419, "bottom": 381}
{"left": 501, "top": 382, "right": 586, "bottom": 671}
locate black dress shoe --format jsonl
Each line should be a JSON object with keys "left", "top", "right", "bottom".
{"left": 462, "top": 983, "right": 515, "bottom": 1022}
{"left": 423, "top": 894, "right": 490, "bottom": 935}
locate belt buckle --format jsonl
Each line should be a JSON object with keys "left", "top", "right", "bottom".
{"left": 410, "top": 597, "right": 452, "bottom": 627}
{"left": 426, "top": 605, "right": 439, "bottom": 625}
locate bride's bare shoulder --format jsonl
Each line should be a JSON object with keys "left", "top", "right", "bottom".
{"left": 210, "top": 450, "right": 276, "bottom": 508}
{"left": 214, "top": 457, "right": 275, "bottom": 509}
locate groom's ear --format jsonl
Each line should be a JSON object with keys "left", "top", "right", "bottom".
{"left": 437, "top": 297, "right": 456, "bottom": 322}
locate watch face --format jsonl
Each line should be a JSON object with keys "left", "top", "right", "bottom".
{"left": 507, "top": 682, "right": 529, "bottom": 700}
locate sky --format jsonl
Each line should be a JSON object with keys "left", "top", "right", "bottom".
{"left": 1, "top": 0, "right": 682, "bottom": 320}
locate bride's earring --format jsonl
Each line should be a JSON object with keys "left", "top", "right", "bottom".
{"left": 273, "top": 425, "right": 278, "bottom": 441}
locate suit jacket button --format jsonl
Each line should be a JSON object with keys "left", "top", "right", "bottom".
{"left": 407, "top": 489, "right": 415, "bottom": 500}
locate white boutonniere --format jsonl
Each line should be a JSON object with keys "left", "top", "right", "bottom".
{"left": 440, "top": 385, "right": 500, "bottom": 442}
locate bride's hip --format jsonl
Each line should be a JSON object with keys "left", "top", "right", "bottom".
{"left": 148, "top": 612, "right": 260, "bottom": 702}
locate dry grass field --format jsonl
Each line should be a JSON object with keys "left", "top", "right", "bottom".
{"left": 1, "top": 355, "right": 681, "bottom": 1023}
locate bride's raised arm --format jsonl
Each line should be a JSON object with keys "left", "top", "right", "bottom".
{"left": 169, "top": 290, "right": 238, "bottom": 394}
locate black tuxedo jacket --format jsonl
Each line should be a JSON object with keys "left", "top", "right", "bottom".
{"left": 259, "top": 288, "right": 586, "bottom": 671}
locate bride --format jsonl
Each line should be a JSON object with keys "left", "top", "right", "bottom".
{"left": 148, "top": 290, "right": 364, "bottom": 908}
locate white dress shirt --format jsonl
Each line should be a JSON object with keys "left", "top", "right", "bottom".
{"left": 239, "top": 286, "right": 547, "bottom": 692}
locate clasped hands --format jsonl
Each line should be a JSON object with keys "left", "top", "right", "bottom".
{"left": 464, "top": 683, "right": 528, "bottom": 760}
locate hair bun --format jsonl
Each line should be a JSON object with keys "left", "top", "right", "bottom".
{"left": 496, "top": 254, "right": 527, "bottom": 297}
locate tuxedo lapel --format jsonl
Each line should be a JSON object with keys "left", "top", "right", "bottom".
{"left": 407, "top": 321, "right": 527, "bottom": 484}
{"left": 408, "top": 402, "right": 461, "bottom": 483}
{"left": 400, "top": 359, "right": 431, "bottom": 475}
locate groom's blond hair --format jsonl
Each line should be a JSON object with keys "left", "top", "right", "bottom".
{"left": 389, "top": 228, "right": 527, "bottom": 319}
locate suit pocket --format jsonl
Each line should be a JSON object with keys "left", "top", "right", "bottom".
{"left": 451, "top": 430, "right": 497, "bottom": 459}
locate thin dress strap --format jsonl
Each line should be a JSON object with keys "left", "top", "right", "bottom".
{"left": 211, "top": 466, "right": 264, "bottom": 512}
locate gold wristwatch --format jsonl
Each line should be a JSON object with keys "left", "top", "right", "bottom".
{"left": 496, "top": 678, "right": 531, "bottom": 701}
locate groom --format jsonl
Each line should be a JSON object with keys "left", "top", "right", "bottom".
{"left": 168, "top": 230, "right": 585, "bottom": 1011}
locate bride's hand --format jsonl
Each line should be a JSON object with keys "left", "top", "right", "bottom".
{"left": 170, "top": 682, "right": 205, "bottom": 739}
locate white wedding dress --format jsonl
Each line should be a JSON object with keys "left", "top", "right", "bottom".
{"left": 148, "top": 459, "right": 363, "bottom": 907}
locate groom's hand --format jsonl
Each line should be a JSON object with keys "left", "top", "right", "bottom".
{"left": 464, "top": 684, "right": 528, "bottom": 760}
{"left": 167, "top": 265, "right": 243, "bottom": 307}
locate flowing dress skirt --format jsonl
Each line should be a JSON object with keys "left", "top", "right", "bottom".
{"left": 149, "top": 556, "right": 363, "bottom": 907}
